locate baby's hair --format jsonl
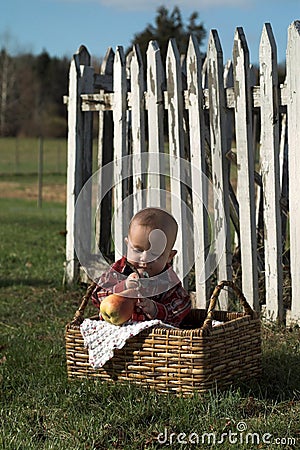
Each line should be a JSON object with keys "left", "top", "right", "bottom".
{"left": 129, "top": 207, "right": 178, "bottom": 249}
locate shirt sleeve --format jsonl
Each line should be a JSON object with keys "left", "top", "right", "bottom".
{"left": 152, "top": 284, "right": 191, "bottom": 327}
{"left": 91, "top": 265, "right": 127, "bottom": 309}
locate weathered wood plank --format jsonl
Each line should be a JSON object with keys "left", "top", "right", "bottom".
{"left": 81, "top": 93, "right": 114, "bottom": 111}
{"left": 113, "top": 46, "right": 128, "bottom": 260}
{"left": 146, "top": 40, "right": 166, "bottom": 208}
{"left": 207, "top": 30, "right": 232, "bottom": 309}
{"left": 130, "top": 44, "right": 146, "bottom": 214}
{"left": 65, "top": 46, "right": 94, "bottom": 284}
{"left": 97, "top": 47, "right": 115, "bottom": 260}
{"left": 186, "top": 35, "right": 210, "bottom": 307}
{"left": 166, "top": 38, "right": 188, "bottom": 286}
{"left": 286, "top": 21, "right": 300, "bottom": 325}
{"left": 259, "top": 23, "right": 283, "bottom": 321}
{"left": 233, "top": 28, "right": 259, "bottom": 310}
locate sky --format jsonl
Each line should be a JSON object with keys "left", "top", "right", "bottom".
{"left": 1, "top": 0, "right": 299, "bottom": 65}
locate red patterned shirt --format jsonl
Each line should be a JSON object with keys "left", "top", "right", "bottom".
{"left": 91, "top": 256, "right": 191, "bottom": 327}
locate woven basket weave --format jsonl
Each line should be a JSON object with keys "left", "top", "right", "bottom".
{"left": 65, "top": 280, "right": 261, "bottom": 395}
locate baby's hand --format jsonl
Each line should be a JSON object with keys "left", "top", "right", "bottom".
{"left": 137, "top": 297, "right": 157, "bottom": 319}
{"left": 125, "top": 272, "right": 140, "bottom": 289}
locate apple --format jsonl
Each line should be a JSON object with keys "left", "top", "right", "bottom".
{"left": 100, "top": 289, "right": 138, "bottom": 325}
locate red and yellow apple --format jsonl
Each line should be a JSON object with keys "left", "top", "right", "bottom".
{"left": 100, "top": 289, "right": 138, "bottom": 325}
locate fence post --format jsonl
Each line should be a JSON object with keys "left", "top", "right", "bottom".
{"left": 37, "top": 136, "right": 43, "bottom": 208}
{"left": 65, "top": 46, "right": 94, "bottom": 284}
{"left": 259, "top": 23, "right": 283, "bottom": 321}
{"left": 286, "top": 20, "right": 300, "bottom": 325}
{"left": 233, "top": 28, "right": 259, "bottom": 310}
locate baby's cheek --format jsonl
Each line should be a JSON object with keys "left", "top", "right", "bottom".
{"left": 152, "top": 259, "right": 165, "bottom": 271}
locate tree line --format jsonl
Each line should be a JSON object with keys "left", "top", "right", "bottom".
{"left": 0, "top": 49, "right": 69, "bottom": 137}
{"left": 0, "top": 6, "right": 206, "bottom": 138}
{"left": 0, "top": 6, "right": 288, "bottom": 140}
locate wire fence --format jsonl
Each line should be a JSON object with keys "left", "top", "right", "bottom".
{"left": 0, "top": 137, "right": 68, "bottom": 175}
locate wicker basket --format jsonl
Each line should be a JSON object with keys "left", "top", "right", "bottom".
{"left": 65, "top": 280, "right": 261, "bottom": 395}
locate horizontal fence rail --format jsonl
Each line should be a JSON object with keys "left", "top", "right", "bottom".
{"left": 65, "top": 21, "right": 300, "bottom": 325}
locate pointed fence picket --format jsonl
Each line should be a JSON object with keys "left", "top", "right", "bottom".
{"left": 232, "top": 28, "right": 259, "bottom": 311}
{"left": 130, "top": 45, "right": 146, "bottom": 214}
{"left": 65, "top": 45, "right": 94, "bottom": 282}
{"left": 166, "top": 39, "right": 188, "bottom": 285}
{"left": 286, "top": 21, "right": 300, "bottom": 325}
{"left": 146, "top": 41, "right": 165, "bottom": 208}
{"left": 113, "top": 46, "right": 128, "bottom": 260}
{"left": 259, "top": 24, "right": 283, "bottom": 321}
{"left": 207, "top": 30, "right": 232, "bottom": 309}
{"left": 186, "top": 35, "right": 209, "bottom": 307}
{"left": 65, "top": 21, "right": 300, "bottom": 325}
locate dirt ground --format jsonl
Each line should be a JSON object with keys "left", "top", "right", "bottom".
{"left": 0, "top": 181, "right": 66, "bottom": 203}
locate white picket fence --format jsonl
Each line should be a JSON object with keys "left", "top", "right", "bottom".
{"left": 65, "top": 21, "right": 300, "bottom": 325}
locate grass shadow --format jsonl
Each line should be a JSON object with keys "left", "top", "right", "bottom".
{"left": 237, "top": 326, "right": 300, "bottom": 403}
{"left": 0, "top": 278, "right": 62, "bottom": 288}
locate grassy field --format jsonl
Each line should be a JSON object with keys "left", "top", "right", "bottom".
{"left": 0, "top": 156, "right": 300, "bottom": 448}
{"left": 0, "top": 137, "right": 99, "bottom": 176}
{"left": 0, "top": 137, "right": 68, "bottom": 175}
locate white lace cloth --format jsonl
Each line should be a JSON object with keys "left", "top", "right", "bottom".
{"left": 80, "top": 319, "right": 173, "bottom": 369}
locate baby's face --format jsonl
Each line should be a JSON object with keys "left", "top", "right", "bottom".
{"left": 126, "top": 223, "right": 175, "bottom": 277}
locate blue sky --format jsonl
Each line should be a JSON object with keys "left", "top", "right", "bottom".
{"left": 1, "top": 0, "right": 299, "bottom": 64}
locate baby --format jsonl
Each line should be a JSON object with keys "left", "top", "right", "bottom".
{"left": 92, "top": 207, "right": 191, "bottom": 327}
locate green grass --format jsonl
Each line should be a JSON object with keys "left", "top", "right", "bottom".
{"left": 0, "top": 137, "right": 99, "bottom": 175}
{"left": 1, "top": 191, "right": 300, "bottom": 449}
{"left": 0, "top": 137, "right": 68, "bottom": 175}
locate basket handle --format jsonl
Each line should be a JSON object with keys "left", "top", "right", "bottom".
{"left": 202, "top": 280, "right": 257, "bottom": 333}
{"left": 70, "top": 281, "right": 98, "bottom": 326}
